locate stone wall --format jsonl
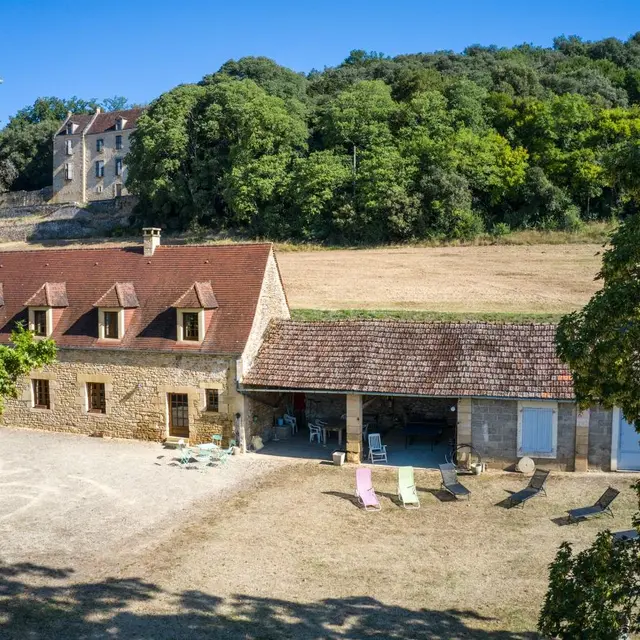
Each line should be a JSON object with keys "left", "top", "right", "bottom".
{"left": 3, "top": 348, "right": 235, "bottom": 445}
{"left": 52, "top": 128, "right": 87, "bottom": 203}
{"left": 0, "top": 187, "right": 52, "bottom": 207}
{"left": 588, "top": 405, "right": 613, "bottom": 470}
{"left": 240, "top": 249, "right": 290, "bottom": 375}
{"left": 471, "top": 399, "right": 518, "bottom": 466}
{"left": 470, "top": 399, "right": 577, "bottom": 470}
{"left": 85, "top": 131, "right": 134, "bottom": 202}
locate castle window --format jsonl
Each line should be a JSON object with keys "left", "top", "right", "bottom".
{"left": 95, "top": 160, "right": 104, "bottom": 178}
{"left": 115, "top": 157, "right": 123, "bottom": 176}
{"left": 115, "top": 135, "right": 123, "bottom": 150}
{"left": 97, "top": 138, "right": 104, "bottom": 153}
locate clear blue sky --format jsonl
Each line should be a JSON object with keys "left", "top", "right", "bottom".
{"left": 1, "top": 0, "right": 640, "bottom": 124}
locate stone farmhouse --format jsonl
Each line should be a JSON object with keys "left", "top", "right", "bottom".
{"left": 1, "top": 230, "right": 639, "bottom": 473}
{"left": 51, "top": 108, "right": 145, "bottom": 204}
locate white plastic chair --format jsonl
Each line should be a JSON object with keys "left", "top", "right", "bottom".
{"left": 308, "top": 422, "right": 323, "bottom": 444}
{"left": 368, "top": 433, "right": 388, "bottom": 464}
{"left": 284, "top": 414, "right": 298, "bottom": 435}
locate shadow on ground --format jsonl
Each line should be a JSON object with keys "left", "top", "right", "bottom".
{"left": 0, "top": 562, "right": 538, "bottom": 639}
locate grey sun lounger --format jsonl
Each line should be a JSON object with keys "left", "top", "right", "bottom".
{"left": 506, "top": 469, "right": 549, "bottom": 509}
{"left": 439, "top": 463, "right": 471, "bottom": 501}
{"left": 613, "top": 529, "right": 639, "bottom": 543}
{"left": 567, "top": 487, "right": 620, "bottom": 523}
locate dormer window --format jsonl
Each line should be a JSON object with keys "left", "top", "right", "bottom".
{"left": 115, "top": 118, "right": 126, "bottom": 131}
{"left": 173, "top": 282, "right": 218, "bottom": 344}
{"left": 66, "top": 122, "right": 78, "bottom": 135}
{"left": 32, "top": 309, "right": 48, "bottom": 336}
{"left": 94, "top": 283, "right": 139, "bottom": 341}
{"left": 24, "top": 283, "right": 68, "bottom": 338}
{"left": 182, "top": 312, "right": 200, "bottom": 341}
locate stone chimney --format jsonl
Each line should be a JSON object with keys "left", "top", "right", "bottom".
{"left": 143, "top": 228, "right": 161, "bottom": 257}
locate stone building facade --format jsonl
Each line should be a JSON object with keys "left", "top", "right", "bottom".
{"left": 0, "top": 233, "right": 289, "bottom": 448}
{"left": 52, "top": 108, "right": 144, "bottom": 204}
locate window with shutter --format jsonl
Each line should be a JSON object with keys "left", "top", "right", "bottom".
{"left": 518, "top": 403, "right": 557, "bottom": 458}
{"left": 65, "top": 163, "right": 74, "bottom": 180}
{"left": 65, "top": 139, "right": 73, "bottom": 155}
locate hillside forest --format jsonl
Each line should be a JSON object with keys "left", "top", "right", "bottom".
{"left": 5, "top": 34, "right": 640, "bottom": 242}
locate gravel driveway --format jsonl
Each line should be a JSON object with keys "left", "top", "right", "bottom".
{"left": 0, "top": 426, "right": 284, "bottom": 568}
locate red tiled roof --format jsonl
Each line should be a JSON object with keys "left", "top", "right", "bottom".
{"left": 242, "top": 320, "right": 574, "bottom": 400}
{"left": 172, "top": 282, "right": 218, "bottom": 309}
{"left": 93, "top": 283, "right": 139, "bottom": 308}
{"left": 85, "top": 108, "right": 145, "bottom": 135}
{"left": 0, "top": 244, "right": 273, "bottom": 355}
{"left": 24, "top": 283, "right": 69, "bottom": 307}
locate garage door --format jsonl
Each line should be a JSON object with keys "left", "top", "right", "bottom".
{"left": 619, "top": 413, "right": 640, "bottom": 470}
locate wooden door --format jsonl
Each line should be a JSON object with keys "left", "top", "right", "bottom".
{"left": 168, "top": 393, "right": 189, "bottom": 437}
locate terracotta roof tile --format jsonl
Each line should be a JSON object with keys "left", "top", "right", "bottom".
{"left": 85, "top": 108, "right": 145, "bottom": 135}
{"left": 242, "top": 320, "right": 574, "bottom": 400}
{"left": 173, "top": 282, "right": 218, "bottom": 309}
{"left": 24, "top": 283, "right": 69, "bottom": 307}
{"left": 93, "top": 283, "right": 139, "bottom": 308}
{"left": 1, "top": 244, "right": 272, "bottom": 355}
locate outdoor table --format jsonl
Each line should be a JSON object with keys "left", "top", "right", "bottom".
{"left": 322, "top": 422, "right": 345, "bottom": 446}
{"left": 197, "top": 443, "right": 217, "bottom": 460}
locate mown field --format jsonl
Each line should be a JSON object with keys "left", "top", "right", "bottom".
{"left": 277, "top": 243, "right": 603, "bottom": 320}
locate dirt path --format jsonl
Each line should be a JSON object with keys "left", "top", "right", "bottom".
{"left": 277, "top": 244, "right": 602, "bottom": 313}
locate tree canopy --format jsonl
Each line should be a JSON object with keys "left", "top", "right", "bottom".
{"left": 126, "top": 34, "right": 640, "bottom": 242}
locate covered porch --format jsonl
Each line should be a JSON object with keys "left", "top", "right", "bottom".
{"left": 248, "top": 390, "right": 460, "bottom": 469}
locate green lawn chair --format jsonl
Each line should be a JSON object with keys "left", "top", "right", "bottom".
{"left": 397, "top": 466, "right": 420, "bottom": 509}
{"left": 218, "top": 439, "right": 237, "bottom": 465}
{"left": 178, "top": 439, "right": 193, "bottom": 468}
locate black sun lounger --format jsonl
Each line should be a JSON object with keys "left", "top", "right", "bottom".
{"left": 439, "top": 463, "right": 471, "bottom": 501}
{"left": 567, "top": 487, "right": 620, "bottom": 523}
{"left": 507, "top": 469, "right": 550, "bottom": 509}
{"left": 613, "top": 529, "right": 639, "bottom": 543}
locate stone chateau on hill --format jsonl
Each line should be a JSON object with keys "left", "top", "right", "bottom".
{"left": 51, "top": 108, "right": 145, "bottom": 204}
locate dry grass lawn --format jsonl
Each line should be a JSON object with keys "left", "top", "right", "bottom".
{"left": 277, "top": 244, "right": 603, "bottom": 314}
{"left": 5, "top": 459, "right": 636, "bottom": 639}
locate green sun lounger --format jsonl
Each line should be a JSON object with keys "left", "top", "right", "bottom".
{"left": 397, "top": 466, "right": 420, "bottom": 509}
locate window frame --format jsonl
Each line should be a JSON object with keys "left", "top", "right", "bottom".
{"left": 65, "top": 139, "right": 73, "bottom": 155}
{"left": 98, "top": 308, "right": 124, "bottom": 341}
{"left": 96, "top": 138, "right": 104, "bottom": 153}
{"left": 205, "top": 388, "right": 219, "bottom": 412}
{"left": 29, "top": 307, "right": 51, "bottom": 337}
{"left": 95, "top": 160, "right": 105, "bottom": 178}
{"left": 103, "top": 310, "right": 119, "bottom": 339}
{"left": 177, "top": 308, "right": 204, "bottom": 343}
{"left": 517, "top": 400, "right": 558, "bottom": 459}
{"left": 183, "top": 312, "right": 199, "bottom": 341}
{"left": 87, "top": 382, "right": 106, "bottom": 414}
{"left": 32, "top": 379, "right": 51, "bottom": 410}
{"left": 115, "top": 135, "right": 123, "bottom": 150}
{"left": 115, "top": 157, "right": 123, "bottom": 176}
{"left": 64, "top": 163, "right": 74, "bottom": 180}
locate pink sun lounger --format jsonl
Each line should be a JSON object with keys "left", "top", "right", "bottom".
{"left": 355, "top": 468, "right": 381, "bottom": 511}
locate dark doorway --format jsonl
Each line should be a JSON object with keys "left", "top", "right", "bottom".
{"left": 168, "top": 393, "right": 189, "bottom": 437}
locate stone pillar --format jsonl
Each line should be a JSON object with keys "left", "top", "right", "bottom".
{"left": 346, "top": 394, "right": 363, "bottom": 463}
{"left": 457, "top": 398, "right": 472, "bottom": 446}
{"left": 574, "top": 408, "right": 590, "bottom": 472}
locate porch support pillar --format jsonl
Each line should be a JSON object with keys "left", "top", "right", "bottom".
{"left": 457, "top": 398, "right": 472, "bottom": 448}
{"left": 346, "top": 393, "right": 363, "bottom": 463}
{"left": 574, "top": 408, "right": 590, "bottom": 472}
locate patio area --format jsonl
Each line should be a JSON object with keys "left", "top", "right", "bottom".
{"left": 257, "top": 426, "right": 451, "bottom": 468}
